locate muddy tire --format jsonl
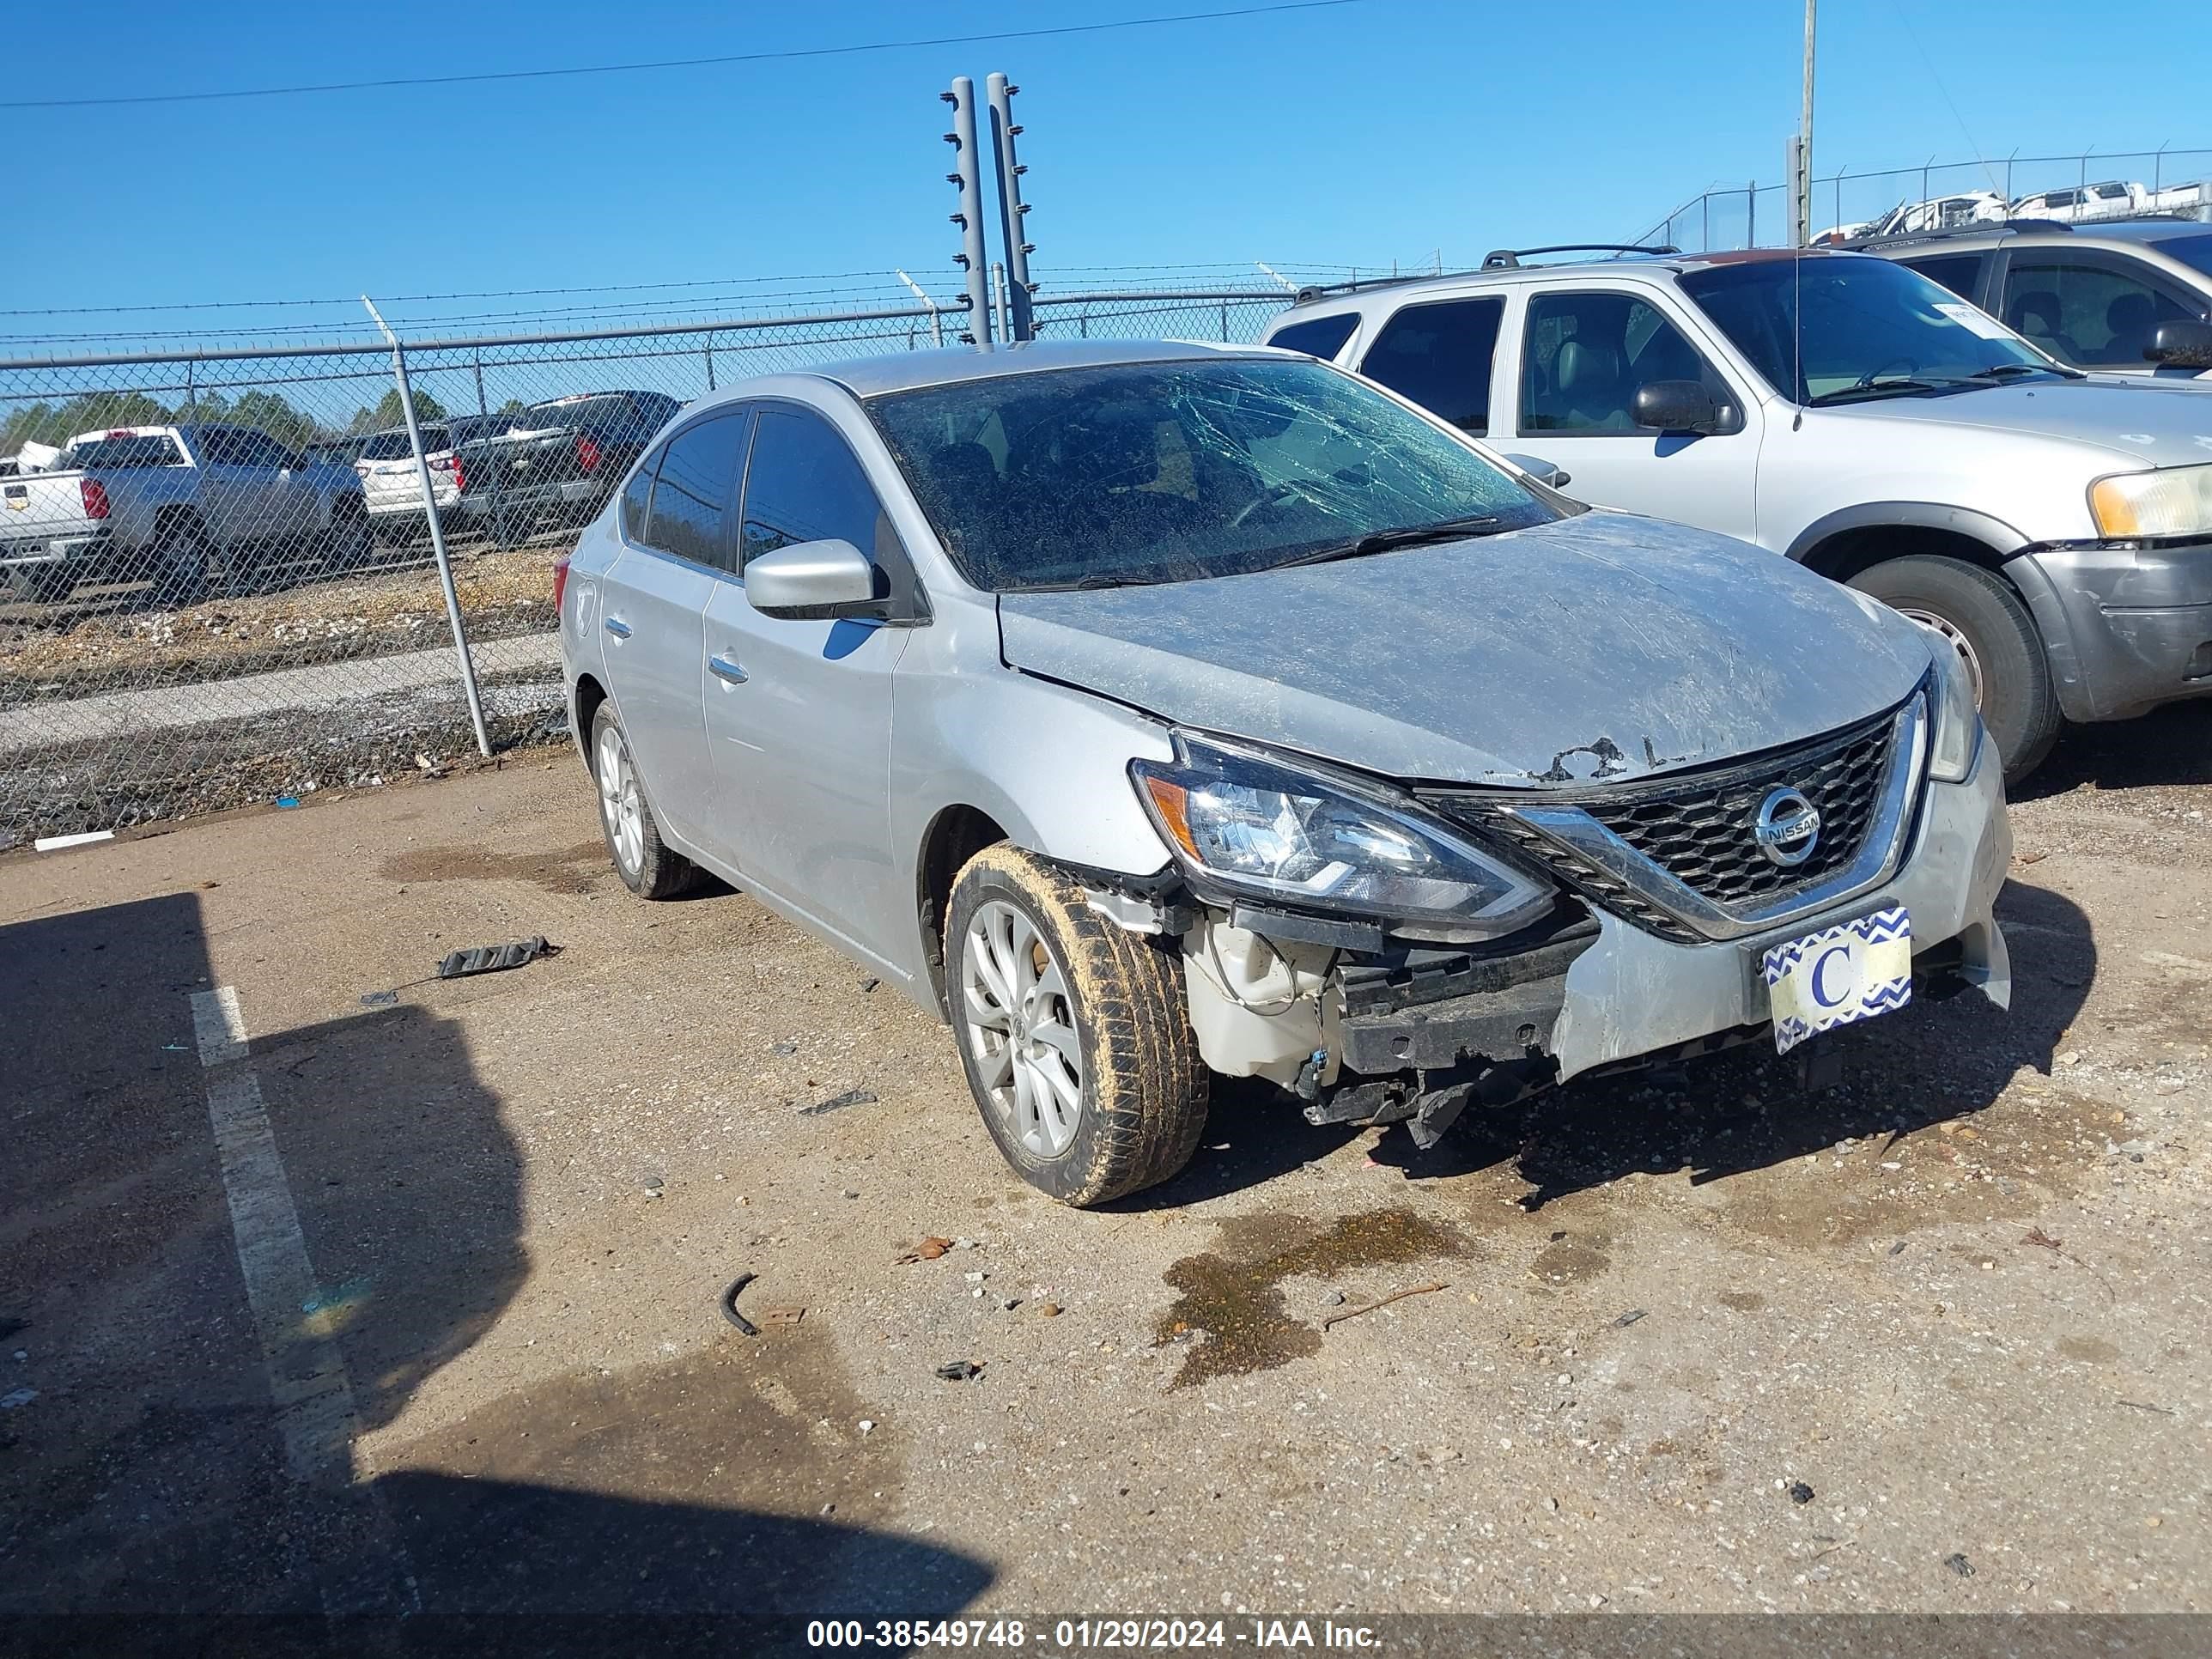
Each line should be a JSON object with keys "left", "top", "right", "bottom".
{"left": 589, "top": 700, "right": 703, "bottom": 900}
{"left": 149, "top": 521, "right": 210, "bottom": 608}
{"left": 945, "top": 844, "right": 1209, "bottom": 1206}
{"left": 1848, "top": 554, "right": 2060, "bottom": 786}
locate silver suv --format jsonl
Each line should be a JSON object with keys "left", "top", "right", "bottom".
{"left": 1850, "top": 218, "right": 2212, "bottom": 381}
{"left": 1264, "top": 247, "right": 2212, "bottom": 781}
{"left": 560, "top": 340, "right": 2008, "bottom": 1206}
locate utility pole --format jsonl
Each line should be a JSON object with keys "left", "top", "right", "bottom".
{"left": 1797, "top": 0, "right": 1817, "bottom": 245}
{"left": 941, "top": 78, "right": 993, "bottom": 344}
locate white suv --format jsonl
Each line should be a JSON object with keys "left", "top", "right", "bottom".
{"left": 1265, "top": 247, "right": 2212, "bottom": 781}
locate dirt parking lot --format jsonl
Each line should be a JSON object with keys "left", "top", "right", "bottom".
{"left": 2, "top": 708, "right": 2207, "bottom": 1652}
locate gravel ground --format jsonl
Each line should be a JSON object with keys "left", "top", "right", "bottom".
{"left": 0, "top": 708, "right": 2205, "bottom": 1650}
{"left": 0, "top": 540, "right": 568, "bottom": 847}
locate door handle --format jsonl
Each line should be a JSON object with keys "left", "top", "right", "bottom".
{"left": 603, "top": 617, "right": 632, "bottom": 640}
{"left": 708, "top": 654, "right": 749, "bottom": 685}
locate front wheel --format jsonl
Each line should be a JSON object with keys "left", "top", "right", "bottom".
{"left": 589, "top": 701, "right": 703, "bottom": 899}
{"left": 319, "top": 506, "right": 373, "bottom": 574}
{"left": 149, "top": 524, "right": 210, "bottom": 608}
{"left": 945, "top": 845, "right": 1209, "bottom": 1206}
{"left": 1848, "top": 554, "right": 2061, "bottom": 786}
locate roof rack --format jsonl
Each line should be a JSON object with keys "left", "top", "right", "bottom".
{"left": 1480, "top": 243, "right": 1680, "bottom": 270}
{"left": 1843, "top": 218, "right": 2069, "bottom": 252}
{"left": 1288, "top": 268, "right": 1486, "bottom": 306}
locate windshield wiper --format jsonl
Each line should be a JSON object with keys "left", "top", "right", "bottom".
{"left": 1972, "top": 361, "right": 2083, "bottom": 380}
{"left": 1019, "top": 572, "right": 1169, "bottom": 592}
{"left": 1272, "top": 514, "right": 1504, "bottom": 569}
{"left": 1808, "top": 376, "right": 1966, "bottom": 405}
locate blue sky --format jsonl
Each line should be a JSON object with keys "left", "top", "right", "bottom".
{"left": 4, "top": 0, "right": 2208, "bottom": 343}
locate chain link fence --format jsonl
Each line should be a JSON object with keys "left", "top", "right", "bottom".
{"left": 1636, "top": 146, "right": 2212, "bottom": 252}
{"left": 0, "top": 283, "right": 1298, "bottom": 849}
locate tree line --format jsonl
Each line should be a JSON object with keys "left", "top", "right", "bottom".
{"left": 1, "top": 386, "right": 534, "bottom": 459}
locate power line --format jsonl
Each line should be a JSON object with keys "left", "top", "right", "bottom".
{"left": 0, "top": 1, "right": 1370, "bottom": 112}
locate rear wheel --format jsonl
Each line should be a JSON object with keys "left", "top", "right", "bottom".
{"left": 589, "top": 701, "right": 703, "bottom": 899}
{"left": 945, "top": 844, "right": 1209, "bottom": 1206}
{"left": 1848, "top": 554, "right": 2061, "bottom": 786}
{"left": 149, "top": 522, "right": 210, "bottom": 608}
{"left": 8, "top": 565, "right": 73, "bottom": 605}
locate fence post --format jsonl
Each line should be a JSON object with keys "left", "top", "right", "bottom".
{"left": 470, "top": 349, "right": 516, "bottom": 552}
{"left": 364, "top": 301, "right": 491, "bottom": 761}
{"left": 703, "top": 332, "right": 716, "bottom": 392}
{"left": 1747, "top": 181, "right": 1757, "bottom": 247}
{"left": 1219, "top": 301, "right": 1229, "bottom": 342}
{"left": 1701, "top": 194, "right": 1710, "bottom": 252}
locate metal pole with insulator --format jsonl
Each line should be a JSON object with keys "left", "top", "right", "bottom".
{"left": 942, "top": 79, "right": 994, "bottom": 345}
{"left": 985, "top": 72, "right": 1037, "bottom": 342}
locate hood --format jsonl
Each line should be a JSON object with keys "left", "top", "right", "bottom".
{"left": 997, "top": 512, "right": 1933, "bottom": 788}
{"left": 1836, "top": 378, "right": 2212, "bottom": 469}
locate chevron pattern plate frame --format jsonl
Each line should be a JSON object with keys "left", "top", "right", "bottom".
{"left": 1761, "top": 905, "right": 1912, "bottom": 1055}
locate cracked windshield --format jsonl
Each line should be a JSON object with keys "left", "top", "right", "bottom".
{"left": 866, "top": 357, "right": 1558, "bottom": 592}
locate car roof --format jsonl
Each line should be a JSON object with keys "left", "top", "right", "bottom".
{"left": 1856, "top": 217, "right": 2212, "bottom": 254}
{"left": 792, "top": 337, "right": 1284, "bottom": 398}
{"left": 1273, "top": 247, "right": 1867, "bottom": 316}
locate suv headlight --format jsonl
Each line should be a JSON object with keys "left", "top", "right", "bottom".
{"left": 1923, "top": 636, "right": 1983, "bottom": 783}
{"left": 2089, "top": 463, "right": 2212, "bottom": 538}
{"left": 1131, "top": 732, "right": 1553, "bottom": 942}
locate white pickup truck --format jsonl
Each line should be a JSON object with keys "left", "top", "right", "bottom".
{"left": 0, "top": 422, "right": 368, "bottom": 605}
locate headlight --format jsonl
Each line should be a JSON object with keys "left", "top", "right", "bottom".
{"left": 1130, "top": 732, "right": 1553, "bottom": 942}
{"left": 1923, "top": 637, "right": 1982, "bottom": 783}
{"left": 2088, "top": 463, "right": 2212, "bottom": 538}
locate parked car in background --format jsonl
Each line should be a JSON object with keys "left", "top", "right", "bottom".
{"left": 301, "top": 434, "right": 367, "bottom": 471}
{"left": 561, "top": 340, "right": 2008, "bottom": 1206}
{"left": 455, "top": 392, "right": 681, "bottom": 545}
{"left": 354, "top": 423, "right": 460, "bottom": 541}
{"left": 0, "top": 423, "right": 368, "bottom": 605}
{"left": 1, "top": 441, "right": 62, "bottom": 477}
{"left": 1850, "top": 219, "right": 2212, "bottom": 380}
{"left": 2011, "top": 180, "right": 2148, "bottom": 224}
{"left": 1856, "top": 191, "right": 2009, "bottom": 240}
{"left": 1265, "top": 247, "right": 2212, "bottom": 781}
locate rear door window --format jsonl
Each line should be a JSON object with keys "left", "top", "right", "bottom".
{"left": 2002, "top": 257, "right": 2194, "bottom": 368}
{"left": 639, "top": 411, "right": 749, "bottom": 568}
{"left": 1358, "top": 296, "right": 1505, "bottom": 434}
{"left": 1267, "top": 313, "right": 1359, "bottom": 362}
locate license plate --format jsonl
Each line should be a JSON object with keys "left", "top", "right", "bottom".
{"left": 1761, "top": 906, "right": 1911, "bottom": 1054}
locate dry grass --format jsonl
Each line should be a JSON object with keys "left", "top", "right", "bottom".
{"left": 0, "top": 543, "right": 562, "bottom": 696}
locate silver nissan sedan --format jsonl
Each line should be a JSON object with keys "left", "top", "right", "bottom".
{"left": 557, "top": 339, "right": 2011, "bottom": 1206}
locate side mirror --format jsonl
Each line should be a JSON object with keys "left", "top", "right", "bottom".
{"left": 1632, "top": 380, "right": 1734, "bottom": 435}
{"left": 2146, "top": 319, "right": 2212, "bottom": 369}
{"left": 744, "top": 538, "right": 879, "bottom": 617}
{"left": 1498, "top": 452, "right": 1572, "bottom": 490}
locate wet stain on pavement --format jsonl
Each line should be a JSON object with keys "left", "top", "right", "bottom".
{"left": 1156, "top": 1207, "right": 1473, "bottom": 1391}
{"left": 1528, "top": 1231, "right": 1612, "bottom": 1286}
{"left": 2058, "top": 1336, "right": 2119, "bottom": 1365}
{"left": 380, "top": 839, "right": 610, "bottom": 896}
{"left": 1718, "top": 1290, "right": 1766, "bottom": 1311}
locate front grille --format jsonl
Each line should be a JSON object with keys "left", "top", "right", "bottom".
{"left": 1424, "top": 705, "right": 1906, "bottom": 934}
{"left": 1581, "top": 713, "right": 1895, "bottom": 907}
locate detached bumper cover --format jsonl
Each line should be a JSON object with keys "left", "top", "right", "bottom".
{"left": 1548, "top": 738, "right": 2010, "bottom": 1080}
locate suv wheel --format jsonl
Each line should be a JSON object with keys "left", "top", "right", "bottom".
{"left": 1848, "top": 555, "right": 2061, "bottom": 785}
{"left": 319, "top": 504, "right": 373, "bottom": 574}
{"left": 945, "top": 845, "right": 1208, "bottom": 1206}
{"left": 589, "top": 701, "right": 703, "bottom": 899}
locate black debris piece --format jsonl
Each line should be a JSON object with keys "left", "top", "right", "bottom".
{"left": 1943, "top": 1553, "right": 1974, "bottom": 1577}
{"left": 1612, "top": 1309, "right": 1648, "bottom": 1329}
{"left": 1789, "top": 1482, "right": 1815, "bottom": 1504}
{"left": 436, "top": 936, "right": 560, "bottom": 980}
{"left": 935, "top": 1360, "right": 985, "bottom": 1382}
{"left": 720, "top": 1273, "right": 761, "bottom": 1337}
{"left": 800, "top": 1088, "right": 879, "bottom": 1116}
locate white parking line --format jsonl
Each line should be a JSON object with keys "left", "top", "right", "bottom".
{"left": 191, "top": 986, "right": 419, "bottom": 1620}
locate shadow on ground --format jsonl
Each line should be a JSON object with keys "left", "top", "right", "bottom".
{"left": 0, "top": 891, "right": 988, "bottom": 1651}
{"left": 2011, "top": 701, "right": 2212, "bottom": 802}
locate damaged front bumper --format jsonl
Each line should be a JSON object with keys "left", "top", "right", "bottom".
{"left": 1113, "top": 731, "right": 2011, "bottom": 1146}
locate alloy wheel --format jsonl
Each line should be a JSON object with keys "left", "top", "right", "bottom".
{"left": 960, "top": 898, "right": 1084, "bottom": 1158}
{"left": 596, "top": 723, "right": 645, "bottom": 874}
